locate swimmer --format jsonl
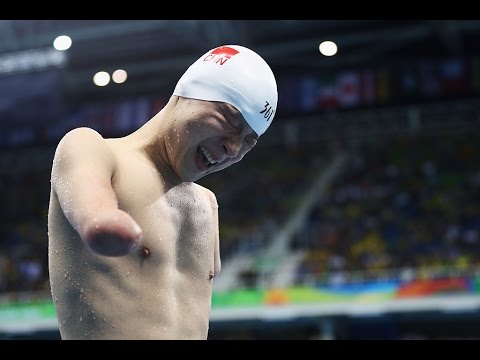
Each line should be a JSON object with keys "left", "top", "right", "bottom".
{"left": 47, "top": 45, "right": 278, "bottom": 339}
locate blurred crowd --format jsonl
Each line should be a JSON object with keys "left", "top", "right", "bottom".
{"left": 0, "top": 169, "right": 51, "bottom": 294}
{"left": 294, "top": 132, "right": 480, "bottom": 286}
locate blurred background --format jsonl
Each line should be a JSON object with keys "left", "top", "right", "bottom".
{"left": 1, "top": 19, "right": 480, "bottom": 339}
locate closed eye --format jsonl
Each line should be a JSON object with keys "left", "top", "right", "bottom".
{"left": 217, "top": 102, "right": 257, "bottom": 147}
{"left": 224, "top": 113, "right": 243, "bottom": 130}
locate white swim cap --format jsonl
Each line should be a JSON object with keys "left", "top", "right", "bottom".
{"left": 173, "top": 45, "right": 278, "bottom": 136}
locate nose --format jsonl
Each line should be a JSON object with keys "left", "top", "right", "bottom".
{"left": 222, "top": 136, "right": 243, "bottom": 157}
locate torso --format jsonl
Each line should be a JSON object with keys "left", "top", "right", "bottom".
{"left": 48, "top": 138, "right": 219, "bottom": 339}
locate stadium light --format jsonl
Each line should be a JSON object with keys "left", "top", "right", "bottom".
{"left": 93, "top": 71, "right": 110, "bottom": 87}
{"left": 53, "top": 35, "right": 72, "bottom": 51}
{"left": 112, "top": 69, "right": 127, "bottom": 84}
{"left": 319, "top": 41, "right": 338, "bottom": 56}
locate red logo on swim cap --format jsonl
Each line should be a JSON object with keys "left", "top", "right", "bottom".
{"left": 203, "top": 46, "right": 239, "bottom": 66}
{"left": 211, "top": 46, "right": 239, "bottom": 58}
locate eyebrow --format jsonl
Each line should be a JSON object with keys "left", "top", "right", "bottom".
{"left": 217, "top": 102, "right": 242, "bottom": 121}
{"left": 218, "top": 103, "right": 259, "bottom": 140}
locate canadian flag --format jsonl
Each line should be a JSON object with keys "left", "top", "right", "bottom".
{"left": 337, "top": 71, "right": 360, "bottom": 108}
{"left": 318, "top": 84, "right": 339, "bottom": 110}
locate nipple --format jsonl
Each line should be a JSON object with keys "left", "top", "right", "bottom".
{"left": 140, "top": 246, "right": 151, "bottom": 258}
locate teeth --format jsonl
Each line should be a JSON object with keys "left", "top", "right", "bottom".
{"left": 200, "top": 146, "right": 217, "bottom": 165}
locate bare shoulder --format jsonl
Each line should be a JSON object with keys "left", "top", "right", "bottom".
{"left": 55, "top": 127, "right": 114, "bottom": 161}
{"left": 57, "top": 127, "right": 108, "bottom": 152}
{"left": 192, "top": 183, "right": 218, "bottom": 209}
{"left": 53, "top": 127, "right": 117, "bottom": 173}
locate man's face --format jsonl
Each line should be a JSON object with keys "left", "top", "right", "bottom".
{"left": 166, "top": 98, "right": 259, "bottom": 182}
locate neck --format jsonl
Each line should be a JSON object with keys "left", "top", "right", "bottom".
{"left": 125, "top": 96, "right": 183, "bottom": 184}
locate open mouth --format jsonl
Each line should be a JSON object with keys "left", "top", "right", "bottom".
{"left": 197, "top": 146, "right": 217, "bottom": 168}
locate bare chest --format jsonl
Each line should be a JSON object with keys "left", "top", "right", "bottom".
{"left": 113, "top": 164, "right": 216, "bottom": 266}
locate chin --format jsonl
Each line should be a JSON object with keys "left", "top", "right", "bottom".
{"left": 179, "top": 170, "right": 201, "bottom": 183}
{"left": 189, "top": 170, "right": 213, "bottom": 182}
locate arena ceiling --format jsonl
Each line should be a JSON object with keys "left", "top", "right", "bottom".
{"left": 1, "top": 20, "right": 480, "bottom": 107}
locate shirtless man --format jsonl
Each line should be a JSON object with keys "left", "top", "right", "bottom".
{"left": 47, "top": 45, "right": 278, "bottom": 339}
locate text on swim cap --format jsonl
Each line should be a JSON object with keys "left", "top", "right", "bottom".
{"left": 260, "top": 101, "right": 275, "bottom": 122}
{"left": 203, "top": 46, "right": 240, "bottom": 66}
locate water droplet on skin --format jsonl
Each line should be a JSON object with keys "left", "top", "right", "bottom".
{"left": 103, "top": 318, "right": 106, "bottom": 322}
{"left": 163, "top": 327, "right": 167, "bottom": 331}
{"left": 126, "top": 271, "right": 130, "bottom": 277}
{"left": 80, "top": 288, "right": 84, "bottom": 293}
{"left": 116, "top": 290, "right": 120, "bottom": 295}
{"left": 112, "top": 324, "right": 116, "bottom": 328}
{"left": 95, "top": 224, "right": 99, "bottom": 229}
{"left": 80, "top": 316, "right": 83, "bottom": 322}
{"left": 64, "top": 273, "right": 67, "bottom": 278}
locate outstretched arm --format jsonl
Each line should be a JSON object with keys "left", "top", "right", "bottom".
{"left": 51, "top": 127, "right": 143, "bottom": 256}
